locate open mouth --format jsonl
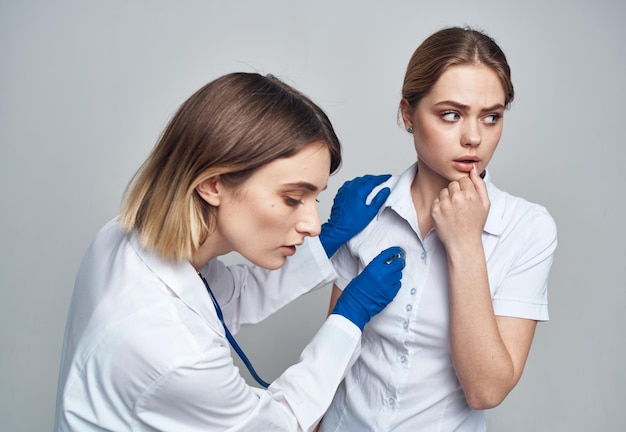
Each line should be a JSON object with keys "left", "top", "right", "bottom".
{"left": 454, "top": 160, "right": 477, "bottom": 172}
{"left": 281, "top": 245, "right": 297, "bottom": 256}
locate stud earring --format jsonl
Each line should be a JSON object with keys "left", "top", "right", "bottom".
{"left": 407, "top": 127, "right": 413, "bottom": 133}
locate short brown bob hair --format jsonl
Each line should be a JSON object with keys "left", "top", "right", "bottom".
{"left": 120, "top": 72, "right": 342, "bottom": 261}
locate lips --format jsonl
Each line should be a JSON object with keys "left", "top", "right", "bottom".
{"left": 281, "top": 245, "right": 298, "bottom": 257}
{"left": 454, "top": 156, "right": 479, "bottom": 163}
{"left": 453, "top": 157, "right": 479, "bottom": 172}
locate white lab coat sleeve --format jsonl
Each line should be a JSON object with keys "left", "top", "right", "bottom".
{"left": 134, "top": 314, "right": 361, "bottom": 432}
{"left": 203, "top": 236, "right": 336, "bottom": 333}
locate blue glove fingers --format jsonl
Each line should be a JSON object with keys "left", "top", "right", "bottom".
{"left": 347, "top": 174, "right": 392, "bottom": 202}
{"left": 333, "top": 246, "right": 406, "bottom": 330}
{"left": 332, "top": 174, "right": 391, "bottom": 217}
{"left": 365, "top": 246, "right": 406, "bottom": 282}
{"left": 319, "top": 174, "right": 392, "bottom": 258}
{"left": 368, "top": 187, "right": 391, "bottom": 213}
{"left": 366, "top": 248, "right": 405, "bottom": 319}
{"left": 373, "top": 246, "right": 406, "bottom": 266}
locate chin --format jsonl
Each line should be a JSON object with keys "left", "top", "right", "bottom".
{"left": 248, "top": 255, "right": 287, "bottom": 271}
{"left": 450, "top": 171, "right": 472, "bottom": 181}
{"left": 261, "top": 262, "right": 285, "bottom": 271}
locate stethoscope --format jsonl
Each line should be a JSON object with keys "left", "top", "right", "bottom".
{"left": 198, "top": 272, "right": 270, "bottom": 388}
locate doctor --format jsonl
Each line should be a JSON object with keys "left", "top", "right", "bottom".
{"left": 54, "top": 72, "right": 405, "bottom": 431}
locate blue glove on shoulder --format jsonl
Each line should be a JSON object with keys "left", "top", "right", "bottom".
{"left": 319, "top": 174, "right": 391, "bottom": 258}
{"left": 332, "top": 246, "right": 406, "bottom": 331}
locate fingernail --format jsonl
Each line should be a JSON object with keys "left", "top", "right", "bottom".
{"left": 473, "top": 163, "right": 478, "bottom": 175}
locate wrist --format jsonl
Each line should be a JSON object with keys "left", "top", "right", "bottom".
{"left": 332, "top": 297, "right": 368, "bottom": 331}
{"left": 319, "top": 223, "right": 339, "bottom": 258}
{"left": 444, "top": 235, "right": 483, "bottom": 255}
{"left": 445, "top": 239, "right": 485, "bottom": 269}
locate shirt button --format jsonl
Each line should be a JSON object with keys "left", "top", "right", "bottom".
{"left": 400, "top": 355, "right": 407, "bottom": 363}
{"left": 410, "top": 288, "right": 416, "bottom": 295}
{"left": 403, "top": 321, "right": 409, "bottom": 330}
{"left": 420, "top": 251, "right": 426, "bottom": 261}
{"left": 406, "top": 304, "right": 412, "bottom": 312}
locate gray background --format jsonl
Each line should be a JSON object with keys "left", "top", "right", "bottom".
{"left": 1, "top": 0, "right": 624, "bottom": 430}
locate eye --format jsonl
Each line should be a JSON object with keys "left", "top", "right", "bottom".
{"left": 483, "top": 113, "right": 502, "bottom": 125}
{"left": 441, "top": 111, "right": 460, "bottom": 122}
{"left": 284, "top": 196, "right": 304, "bottom": 207}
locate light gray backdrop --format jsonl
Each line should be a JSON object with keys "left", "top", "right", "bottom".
{"left": 1, "top": 0, "right": 624, "bottom": 430}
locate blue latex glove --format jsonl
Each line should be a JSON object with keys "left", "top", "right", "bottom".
{"left": 332, "top": 246, "right": 406, "bottom": 331}
{"left": 319, "top": 174, "right": 392, "bottom": 258}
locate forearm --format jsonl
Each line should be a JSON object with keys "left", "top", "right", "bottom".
{"left": 327, "top": 285, "right": 341, "bottom": 316}
{"left": 446, "top": 242, "right": 516, "bottom": 409}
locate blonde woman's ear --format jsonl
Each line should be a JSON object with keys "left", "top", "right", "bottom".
{"left": 196, "top": 176, "right": 222, "bottom": 206}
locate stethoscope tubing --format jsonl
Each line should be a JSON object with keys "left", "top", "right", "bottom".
{"left": 198, "top": 272, "right": 270, "bottom": 388}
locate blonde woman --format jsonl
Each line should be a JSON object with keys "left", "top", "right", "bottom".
{"left": 55, "top": 72, "right": 405, "bottom": 431}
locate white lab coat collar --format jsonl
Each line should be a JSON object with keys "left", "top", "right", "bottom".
{"left": 127, "top": 231, "right": 225, "bottom": 336}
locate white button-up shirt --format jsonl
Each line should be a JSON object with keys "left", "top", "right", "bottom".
{"left": 55, "top": 218, "right": 361, "bottom": 431}
{"left": 320, "top": 164, "right": 557, "bottom": 431}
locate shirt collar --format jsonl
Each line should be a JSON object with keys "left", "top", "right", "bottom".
{"left": 128, "top": 232, "right": 225, "bottom": 334}
{"left": 375, "top": 163, "right": 506, "bottom": 237}
{"left": 378, "top": 163, "right": 417, "bottom": 222}
{"left": 482, "top": 170, "right": 506, "bottom": 236}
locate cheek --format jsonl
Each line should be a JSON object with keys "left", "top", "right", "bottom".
{"left": 478, "top": 129, "right": 502, "bottom": 169}
{"left": 483, "top": 126, "right": 503, "bottom": 150}
{"left": 415, "top": 112, "right": 451, "bottom": 140}
{"left": 221, "top": 196, "right": 275, "bottom": 235}
{"left": 249, "top": 200, "right": 293, "bottom": 234}
{"left": 490, "top": 126, "right": 504, "bottom": 143}
{"left": 413, "top": 121, "right": 449, "bottom": 155}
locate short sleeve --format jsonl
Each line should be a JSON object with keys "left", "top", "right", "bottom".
{"left": 492, "top": 205, "right": 558, "bottom": 321}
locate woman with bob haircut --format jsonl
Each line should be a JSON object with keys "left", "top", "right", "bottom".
{"left": 319, "top": 27, "right": 558, "bottom": 431}
{"left": 55, "top": 72, "right": 406, "bottom": 431}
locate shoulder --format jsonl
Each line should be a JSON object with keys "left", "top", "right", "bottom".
{"left": 487, "top": 182, "right": 558, "bottom": 264}
{"left": 370, "top": 165, "right": 416, "bottom": 196}
{"left": 86, "top": 217, "right": 128, "bottom": 254}
{"left": 340, "top": 170, "right": 414, "bottom": 265}
{"left": 488, "top": 181, "right": 557, "bottom": 238}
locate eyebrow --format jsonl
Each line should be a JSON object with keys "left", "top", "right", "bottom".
{"left": 434, "top": 100, "right": 505, "bottom": 112}
{"left": 282, "top": 182, "right": 327, "bottom": 192}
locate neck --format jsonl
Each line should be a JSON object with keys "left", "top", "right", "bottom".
{"left": 191, "top": 235, "right": 231, "bottom": 271}
{"left": 410, "top": 164, "right": 450, "bottom": 238}
{"left": 190, "top": 254, "right": 208, "bottom": 272}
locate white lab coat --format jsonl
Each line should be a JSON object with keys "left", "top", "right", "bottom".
{"left": 55, "top": 218, "right": 361, "bottom": 431}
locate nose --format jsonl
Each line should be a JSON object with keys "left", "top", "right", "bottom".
{"left": 296, "top": 204, "right": 321, "bottom": 237}
{"left": 462, "top": 120, "right": 481, "bottom": 147}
